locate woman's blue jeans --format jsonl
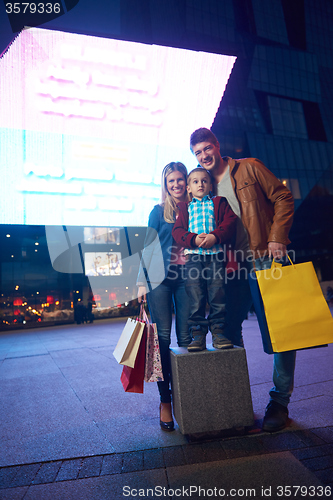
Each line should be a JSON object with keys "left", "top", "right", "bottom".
{"left": 147, "top": 265, "right": 191, "bottom": 403}
{"left": 224, "top": 258, "right": 296, "bottom": 408}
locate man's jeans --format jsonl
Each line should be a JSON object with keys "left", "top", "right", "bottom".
{"left": 224, "top": 261, "right": 253, "bottom": 347}
{"left": 185, "top": 253, "right": 226, "bottom": 335}
{"left": 224, "top": 257, "right": 296, "bottom": 408}
{"left": 147, "top": 265, "right": 191, "bottom": 403}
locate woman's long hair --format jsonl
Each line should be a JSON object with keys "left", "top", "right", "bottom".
{"left": 161, "top": 162, "right": 188, "bottom": 223}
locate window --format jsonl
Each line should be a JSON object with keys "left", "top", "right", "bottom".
{"left": 279, "top": 178, "right": 302, "bottom": 199}
{"left": 268, "top": 96, "right": 308, "bottom": 139}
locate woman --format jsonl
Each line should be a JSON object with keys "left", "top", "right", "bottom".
{"left": 137, "top": 162, "right": 191, "bottom": 431}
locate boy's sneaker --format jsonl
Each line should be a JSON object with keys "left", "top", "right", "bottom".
{"left": 187, "top": 334, "right": 206, "bottom": 351}
{"left": 212, "top": 333, "right": 233, "bottom": 349}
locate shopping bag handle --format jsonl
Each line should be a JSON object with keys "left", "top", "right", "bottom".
{"left": 271, "top": 254, "right": 295, "bottom": 270}
{"left": 252, "top": 253, "right": 295, "bottom": 272}
{"left": 138, "top": 303, "right": 150, "bottom": 324}
{"left": 142, "top": 306, "right": 149, "bottom": 324}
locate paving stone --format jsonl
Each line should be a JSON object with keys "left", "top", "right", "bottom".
{"left": 201, "top": 441, "right": 226, "bottom": 462}
{"left": 32, "top": 461, "right": 62, "bottom": 485}
{"left": 294, "top": 429, "right": 327, "bottom": 447}
{"left": 292, "top": 444, "right": 333, "bottom": 461}
{"left": 0, "top": 485, "right": 29, "bottom": 499}
{"left": 260, "top": 432, "right": 306, "bottom": 452}
{"left": 143, "top": 449, "right": 164, "bottom": 470}
{"left": 55, "top": 459, "right": 82, "bottom": 482}
{"left": 221, "top": 438, "right": 247, "bottom": 459}
{"left": 0, "top": 466, "right": 20, "bottom": 489}
{"left": 9, "top": 464, "right": 41, "bottom": 488}
{"left": 78, "top": 456, "right": 103, "bottom": 478}
{"left": 312, "top": 468, "right": 333, "bottom": 486}
{"left": 301, "top": 455, "right": 333, "bottom": 471}
{"left": 311, "top": 428, "right": 333, "bottom": 444}
{"left": 182, "top": 443, "right": 204, "bottom": 464}
{"left": 185, "top": 429, "right": 237, "bottom": 442}
{"left": 1, "top": 320, "right": 333, "bottom": 493}
{"left": 122, "top": 451, "right": 144, "bottom": 473}
{"left": 237, "top": 436, "right": 267, "bottom": 456}
{"left": 162, "top": 446, "right": 186, "bottom": 468}
{"left": 100, "top": 454, "right": 123, "bottom": 476}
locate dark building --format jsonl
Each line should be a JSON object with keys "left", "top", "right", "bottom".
{"left": 1, "top": 0, "right": 332, "bottom": 328}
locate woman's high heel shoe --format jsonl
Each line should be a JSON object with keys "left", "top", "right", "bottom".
{"left": 159, "top": 403, "right": 174, "bottom": 432}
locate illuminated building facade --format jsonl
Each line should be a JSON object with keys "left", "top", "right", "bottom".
{"left": 0, "top": 0, "right": 332, "bottom": 328}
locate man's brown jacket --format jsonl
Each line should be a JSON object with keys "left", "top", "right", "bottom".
{"left": 225, "top": 156, "right": 294, "bottom": 258}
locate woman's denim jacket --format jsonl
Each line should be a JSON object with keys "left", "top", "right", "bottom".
{"left": 137, "top": 204, "right": 175, "bottom": 287}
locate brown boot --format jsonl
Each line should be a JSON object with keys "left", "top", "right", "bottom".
{"left": 187, "top": 334, "right": 206, "bottom": 351}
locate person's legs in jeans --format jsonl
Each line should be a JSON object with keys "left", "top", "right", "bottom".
{"left": 172, "top": 265, "right": 191, "bottom": 347}
{"left": 253, "top": 256, "right": 296, "bottom": 432}
{"left": 206, "top": 254, "right": 226, "bottom": 333}
{"left": 224, "top": 261, "right": 253, "bottom": 347}
{"left": 147, "top": 280, "right": 173, "bottom": 403}
{"left": 147, "top": 265, "right": 191, "bottom": 405}
{"left": 270, "top": 351, "right": 296, "bottom": 406}
{"left": 204, "top": 254, "right": 232, "bottom": 349}
{"left": 185, "top": 255, "right": 209, "bottom": 335}
{"left": 254, "top": 257, "right": 296, "bottom": 408}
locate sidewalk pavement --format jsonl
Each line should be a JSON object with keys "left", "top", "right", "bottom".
{"left": 0, "top": 315, "right": 332, "bottom": 499}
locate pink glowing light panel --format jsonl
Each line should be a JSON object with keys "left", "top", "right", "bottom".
{"left": 0, "top": 28, "right": 236, "bottom": 226}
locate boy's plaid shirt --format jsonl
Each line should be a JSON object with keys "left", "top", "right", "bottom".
{"left": 184, "top": 195, "right": 224, "bottom": 255}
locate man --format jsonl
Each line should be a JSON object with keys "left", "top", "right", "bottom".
{"left": 190, "top": 127, "right": 295, "bottom": 432}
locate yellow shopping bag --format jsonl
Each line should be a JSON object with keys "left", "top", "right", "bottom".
{"left": 256, "top": 256, "right": 333, "bottom": 352}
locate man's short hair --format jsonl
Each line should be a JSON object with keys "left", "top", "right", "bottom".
{"left": 190, "top": 128, "right": 219, "bottom": 151}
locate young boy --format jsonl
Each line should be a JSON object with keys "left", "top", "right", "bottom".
{"left": 172, "top": 168, "right": 237, "bottom": 351}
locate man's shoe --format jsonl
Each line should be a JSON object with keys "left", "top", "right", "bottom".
{"left": 187, "top": 335, "right": 206, "bottom": 351}
{"left": 262, "top": 401, "right": 289, "bottom": 432}
{"left": 212, "top": 333, "right": 233, "bottom": 349}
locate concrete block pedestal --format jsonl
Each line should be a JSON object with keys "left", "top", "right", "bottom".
{"left": 170, "top": 345, "right": 254, "bottom": 435}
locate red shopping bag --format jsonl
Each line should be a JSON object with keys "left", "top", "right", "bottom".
{"left": 120, "top": 322, "right": 147, "bottom": 393}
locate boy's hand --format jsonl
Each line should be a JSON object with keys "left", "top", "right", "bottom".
{"left": 198, "top": 233, "right": 217, "bottom": 249}
{"left": 195, "top": 234, "right": 206, "bottom": 246}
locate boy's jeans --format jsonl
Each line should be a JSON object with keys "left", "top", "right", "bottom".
{"left": 185, "top": 253, "right": 226, "bottom": 335}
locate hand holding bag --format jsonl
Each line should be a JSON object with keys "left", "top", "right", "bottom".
{"left": 113, "top": 306, "right": 145, "bottom": 368}
{"left": 250, "top": 256, "right": 333, "bottom": 353}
